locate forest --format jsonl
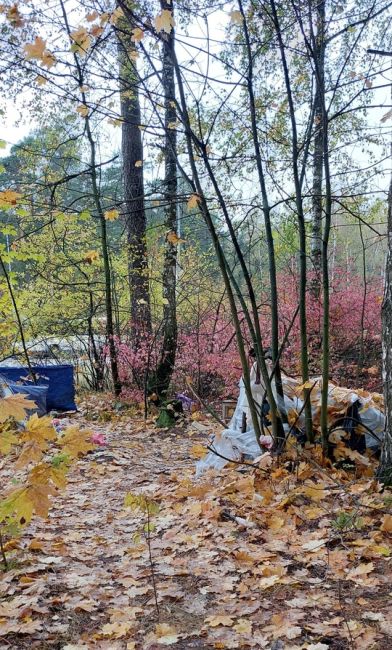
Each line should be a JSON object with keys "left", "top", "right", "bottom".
{"left": 0, "top": 1, "right": 392, "bottom": 648}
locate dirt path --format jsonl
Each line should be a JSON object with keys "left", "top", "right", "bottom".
{"left": 1, "top": 402, "right": 391, "bottom": 649}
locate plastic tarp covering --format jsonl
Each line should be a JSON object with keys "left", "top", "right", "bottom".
{"left": 196, "top": 368, "right": 273, "bottom": 476}
{"left": 0, "top": 364, "right": 76, "bottom": 411}
{"left": 196, "top": 366, "right": 385, "bottom": 475}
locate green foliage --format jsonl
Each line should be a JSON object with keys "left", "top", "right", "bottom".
{"left": 332, "top": 510, "right": 364, "bottom": 532}
{"left": 0, "top": 395, "right": 96, "bottom": 569}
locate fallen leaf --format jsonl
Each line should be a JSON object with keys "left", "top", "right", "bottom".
{"left": 380, "top": 514, "right": 392, "bottom": 533}
{"left": 204, "top": 615, "right": 234, "bottom": 627}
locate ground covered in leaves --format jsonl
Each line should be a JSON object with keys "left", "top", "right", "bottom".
{"left": 1, "top": 395, "right": 391, "bottom": 650}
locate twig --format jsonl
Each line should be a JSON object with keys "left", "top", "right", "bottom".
{"left": 185, "top": 379, "right": 227, "bottom": 427}
{"left": 145, "top": 502, "right": 160, "bottom": 620}
{"left": 0, "top": 531, "right": 8, "bottom": 570}
{"left": 338, "top": 578, "right": 355, "bottom": 650}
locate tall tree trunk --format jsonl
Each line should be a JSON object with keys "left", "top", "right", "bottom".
{"left": 310, "top": 0, "right": 325, "bottom": 299}
{"left": 118, "top": 8, "right": 151, "bottom": 337}
{"left": 239, "top": 0, "right": 286, "bottom": 448}
{"left": 378, "top": 176, "right": 392, "bottom": 485}
{"left": 270, "top": 0, "right": 313, "bottom": 441}
{"left": 153, "top": 0, "right": 178, "bottom": 399}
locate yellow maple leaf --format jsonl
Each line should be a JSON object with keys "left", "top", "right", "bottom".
{"left": 166, "top": 230, "right": 185, "bottom": 245}
{"left": 59, "top": 425, "right": 96, "bottom": 457}
{"left": 22, "top": 414, "right": 56, "bottom": 448}
{"left": 70, "top": 27, "right": 92, "bottom": 56}
{"left": 187, "top": 193, "right": 201, "bottom": 210}
{"left": 110, "top": 6, "right": 124, "bottom": 24}
{"left": 15, "top": 440, "right": 44, "bottom": 468}
{"left": 84, "top": 250, "right": 99, "bottom": 264}
{"left": 35, "top": 75, "right": 47, "bottom": 86}
{"left": 28, "top": 461, "right": 68, "bottom": 490}
{"left": 76, "top": 104, "right": 89, "bottom": 117}
{"left": 24, "top": 37, "right": 56, "bottom": 68}
{"left": 0, "top": 487, "right": 34, "bottom": 524}
{"left": 25, "top": 482, "right": 54, "bottom": 518}
{"left": 41, "top": 50, "right": 56, "bottom": 68}
{"left": 155, "top": 9, "right": 175, "bottom": 34}
{"left": 0, "top": 394, "right": 36, "bottom": 423}
{"left": 0, "top": 189, "right": 22, "bottom": 208}
{"left": 0, "top": 426, "right": 19, "bottom": 454}
{"left": 134, "top": 160, "right": 143, "bottom": 168}
{"left": 131, "top": 27, "right": 144, "bottom": 43}
{"left": 6, "top": 4, "right": 24, "bottom": 27}
{"left": 230, "top": 10, "right": 243, "bottom": 24}
{"left": 104, "top": 208, "right": 119, "bottom": 221}
{"left": 190, "top": 443, "right": 206, "bottom": 459}
{"left": 24, "top": 36, "right": 46, "bottom": 59}
{"left": 90, "top": 24, "right": 104, "bottom": 38}
{"left": 0, "top": 481, "right": 54, "bottom": 524}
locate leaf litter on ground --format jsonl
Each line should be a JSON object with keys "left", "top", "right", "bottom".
{"left": 0, "top": 393, "right": 391, "bottom": 649}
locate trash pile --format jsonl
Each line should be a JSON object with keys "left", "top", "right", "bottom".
{"left": 196, "top": 364, "right": 385, "bottom": 475}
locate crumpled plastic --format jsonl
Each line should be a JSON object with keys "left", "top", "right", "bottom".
{"left": 196, "top": 366, "right": 385, "bottom": 476}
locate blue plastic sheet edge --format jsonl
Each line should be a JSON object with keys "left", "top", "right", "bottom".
{"left": 0, "top": 364, "right": 76, "bottom": 411}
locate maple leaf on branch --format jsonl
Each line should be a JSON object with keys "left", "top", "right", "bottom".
{"left": 154, "top": 10, "right": 175, "bottom": 34}
{"left": 70, "top": 27, "right": 92, "bottom": 56}
{"left": 23, "top": 37, "right": 56, "bottom": 68}
{"left": 29, "top": 461, "right": 68, "bottom": 490}
{"left": 104, "top": 208, "right": 119, "bottom": 221}
{"left": 84, "top": 250, "right": 99, "bottom": 264}
{"left": 0, "top": 394, "right": 35, "bottom": 423}
{"left": 0, "top": 189, "right": 22, "bottom": 208}
{"left": 131, "top": 27, "right": 144, "bottom": 43}
{"left": 166, "top": 230, "right": 185, "bottom": 245}
{"left": 21, "top": 414, "right": 56, "bottom": 448}
{"left": 58, "top": 425, "right": 96, "bottom": 457}
{"left": 187, "top": 193, "right": 201, "bottom": 210}
{"left": 2, "top": 3, "right": 24, "bottom": 28}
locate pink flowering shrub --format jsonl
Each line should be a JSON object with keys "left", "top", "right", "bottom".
{"left": 114, "top": 268, "right": 383, "bottom": 403}
{"left": 264, "top": 268, "right": 383, "bottom": 389}
{"left": 115, "top": 316, "right": 242, "bottom": 402}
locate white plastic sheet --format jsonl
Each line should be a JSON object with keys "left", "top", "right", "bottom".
{"left": 196, "top": 365, "right": 385, "bottom": 475}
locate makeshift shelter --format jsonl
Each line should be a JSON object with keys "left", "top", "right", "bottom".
{"left": 196, "top": 364, "right": 385, "bottom": 475}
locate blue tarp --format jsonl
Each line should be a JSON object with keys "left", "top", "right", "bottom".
{"left": 0, "top": 364, "right": 76, "bottom": 411}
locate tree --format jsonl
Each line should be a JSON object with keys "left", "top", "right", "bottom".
{"left": 379, "top": 174, "right": 392, "bottom": 485}
{"left": 152, "top": 0, "right": 178, "bottom": 399}
{"left": 117, "top": 4, "right": 151, "bottom": 337}
{"left": 310, "top": 0, "right": 325, "bottom": 297}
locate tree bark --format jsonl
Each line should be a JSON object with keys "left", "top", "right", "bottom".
{"left": 378, "top": 175, "right": 392, "bottom": 485}
{"left": 239, "top": 0, "right": 287, "bottom": 449}
{"left": 118, "top": 8, "right": 151, "bottom": 337}
{"left": 270, "top": 0, "right": 313, "bottom": 441}
{"left": 153, "top": 0, "right": 178, "bottom": 399}
{"left": 310, "top": 0, "right": 325, "bottom": 298}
